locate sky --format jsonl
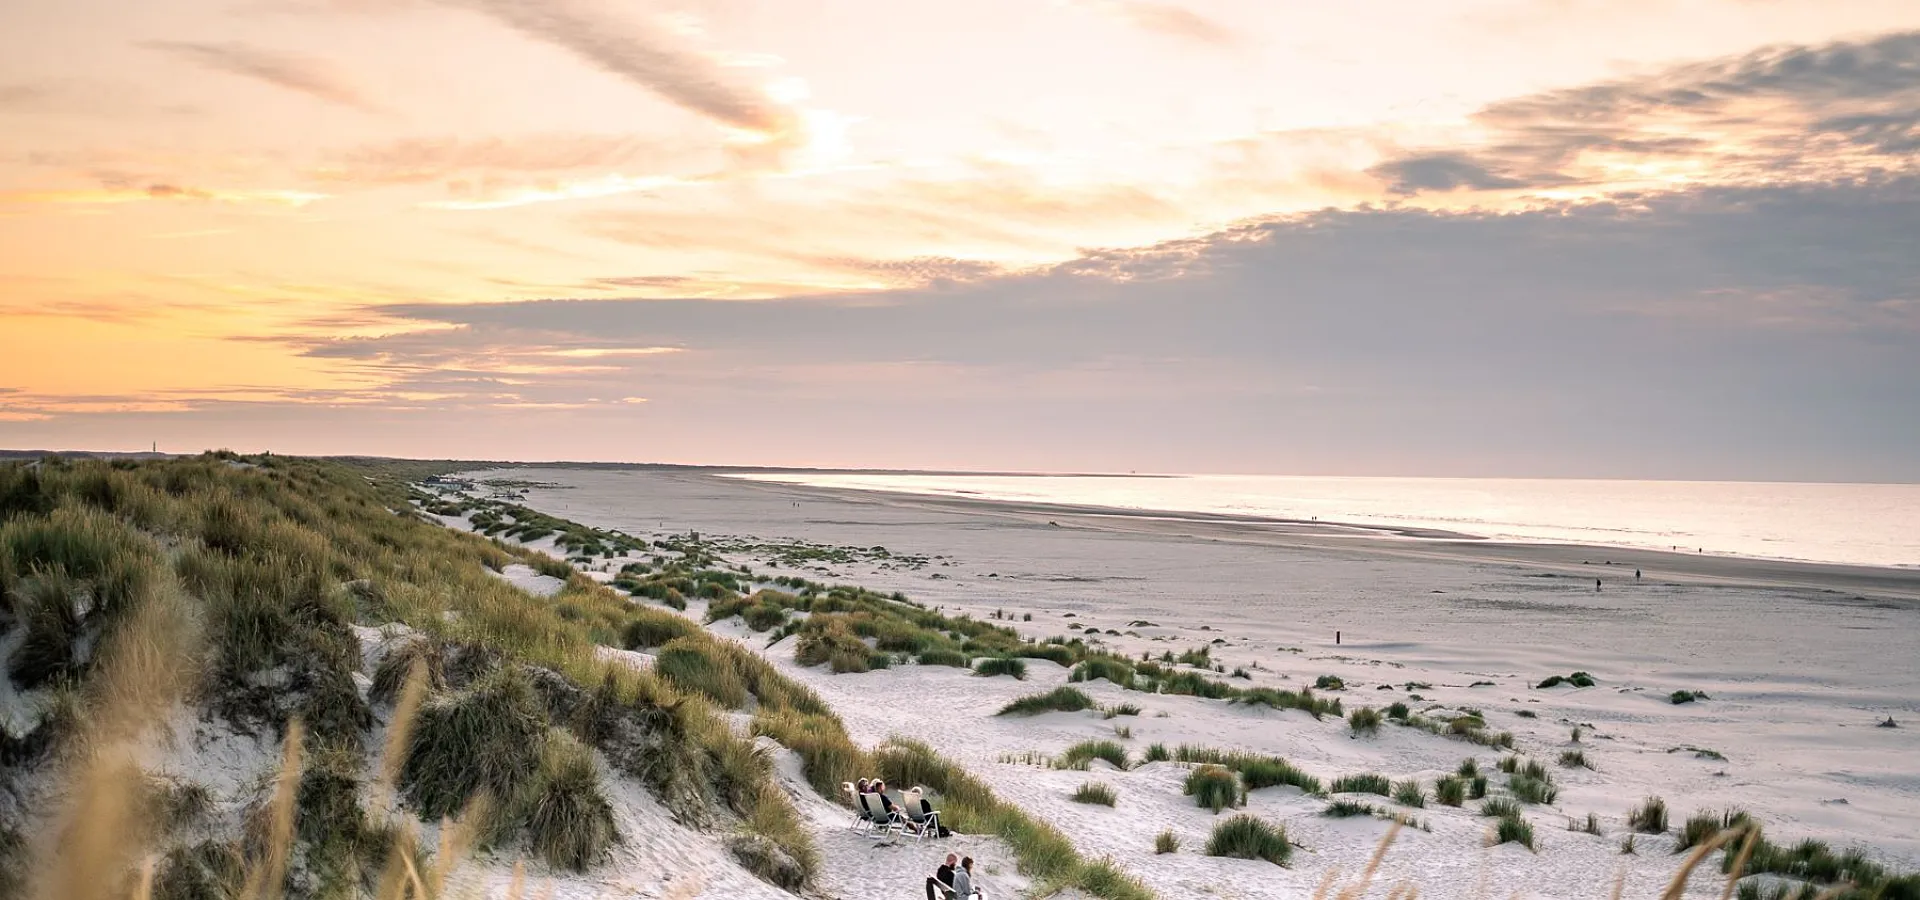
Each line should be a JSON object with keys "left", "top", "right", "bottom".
{"left": 2, "top": 0, "right": 1918, "bottom": 481}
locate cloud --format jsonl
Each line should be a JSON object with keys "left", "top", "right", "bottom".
{"left": 1371, "top": 31, "right": 1920, "bottom": 195}
{"left": 141, "top": 40, "right": 382, "bottom": 113}
{"left": 0, "top": 181, "right": 326, "bottom": 207}
{"left": 314, "top": 133, "right": 693, "bottom": 185}
{"left": 269, "top": 175, "right": 1920, "bottom": 480}
{"left": 440, "top": 0, "right": 800, "bottom": 150}
{"left": 1104, "top": 1, "right": 1237, "bottom": 47}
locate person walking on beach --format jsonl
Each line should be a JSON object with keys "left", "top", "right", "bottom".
{"left": 926, "top": 854, "right": 958, "bottom": 900}
{"left": 1595, "top": 578, "right": 1602, "bottom": 592}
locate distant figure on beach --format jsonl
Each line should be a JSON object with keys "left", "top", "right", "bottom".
{"left": 927, "top": 853, "right": 958, "bottom": 900}
{"left": 1595, "top": 578, "right": 1602, "bottom": 592}
{"left": 1635, "top": 568, "right": 1642, "bottom": 580}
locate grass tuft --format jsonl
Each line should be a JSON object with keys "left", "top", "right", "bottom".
{"left": 1071, "top": 782, "right": 1118, "bottom": 806}
{"left": 1205, "top": 815, "right": 1291, "bottom": 866}
{"left": 999, "top": 686, "right": 1096, "bottom": 716}
{"left": 1058, "top": 739, "right": 1129, "bottom": 771}
{"left": 1495, "top": 815, "right": 1536, "bottom": 850}
{"left": 1392, "top": 779, "right": 1426, "bottom": 808}
{"left": 1628, "top": 796, "right": 1669, "bottom": 834}
{"left": 1349, "top": 706, "right": 1383, "bottom": 736}
{"left": 1329, "top": 773, "right": 1392, "bottom": 797}
{"left": 973, "top": 656, "right": 1028, "bottom": 679}
{"left": 1154, "top": 830, "right": 1180, "bottom": 854}
{"left": 1185, "top": 765, "right": 1243, "bottom": 813}
{"left": 1434, "top": 775, "right": 1466, "bottom": 807}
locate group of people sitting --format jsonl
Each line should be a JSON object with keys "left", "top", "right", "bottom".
{"left": 925, "top": 853, "right": 982, "bottom": 900}
{"left": 855, "top": 777, "right": 943, "bottom": 834}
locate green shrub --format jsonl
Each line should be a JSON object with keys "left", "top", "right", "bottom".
{"left": 999, "top": 687, "right": 1095, "bottom": 716}
{"left": 1386, "top": 701, "right": 1410, "bottom": 720}
{"left": 741, "top": 603, "right": 788, "bottom": 632}
{"left": 1435, "top": 775, "right": 1466, "bottom": 807}
{"left": 622, "top": 611, "right": 697, "bottom": 649}
{"left": 1470, "top": 775, "right": 1489, "bottom": 799}
{"left": 1538, "top": 671, "right": 1596, "bottom": 688}
{"left": 1510, "top": 775, "right": 1558, "bottom": 805}
{"left": 1329, "top": 774, "right": 1392, "bottom": 797}
{"left": 1349, "top": 707, "right": 1383, "bottom": 736}
{"left": 1676, "top": 809, "right": 1751, "bottom": 851}
{"left": 525, "top": 731, "right": 619, "bottom": 871}
{"left": 1671, "top": 690, "right": 1709, "bottom": 704}
{"left": 1104, "top": 702, "right": 1142, "bottom": 717}
{"left": 655, "top": 638, "right": 749, "bottom": 709}
{"left": 1495, "top": 815, "right": 1535, "bottom": 850}
{"left": 1457, "top": 757, "right": 1480, "bottom": 778}
{"left": 1154, "top": 830, "right": 1180, "bottom": 854}
{"left": 1071, "top": 783, "right": 1118, "bottom": 806}
{"left": 1205, "top": 815, "right": 1290, "bottom": 866}
{"left": 401, "top": 667, "right": 550, "bottom": 821}
{"left": 1559, "top": 749, "right": 1592, "bottom": 769}
{"left": 1237, "top": 757, "right": 1321, "bottom": 795}
{"left": 1392, "top": 779, "right": 1426, "bottom": 808}
{"left": 1143, "top": 743, "right": 1170, "bottom": 763}
{"left": 974, "top": 656, "right": 1028, "bottom": 679}
{"left": 1324, "top": 799, "right": 1376, "bottom": 817}
{"left": 1059, "top": 740, "right": 1129, "bottom": 771}
{"left": 1629, "top": 796, "right": 1668, "bottom": 834}
{"left": 1314, "top": 675, "right": 1345, "bottom": 690}
{"left": 1070, "top": 658, "right": 1136, "bottom": 688}
{"left": 1185, "top": 765, "right": 1242, "bottom": 813}
{"left": 1481, "top": 798, "right": 1523, "bottom": 819}
{"left": 1019, "top": 644, "right": 1077, "bottom": 665}
{"left": 916, "top": 648, "right": 970, "bottom": 668}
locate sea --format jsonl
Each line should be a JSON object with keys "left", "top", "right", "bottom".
{"left": 725, "top": 472, "right": 1920, "bottom": 568}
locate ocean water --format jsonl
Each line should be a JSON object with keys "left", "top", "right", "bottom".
{"left": 726, "top": 472, "right": 1920, "bottom": 568}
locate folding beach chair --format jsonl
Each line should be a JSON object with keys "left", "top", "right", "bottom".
{"left": 842, "top": 782, "right": 868, "bottom": 831}
{"left": 899, "top": 788, "right": 941, "bottom": 841}
{"left": 859, "top": 791, "right": 903, "bottom": 839}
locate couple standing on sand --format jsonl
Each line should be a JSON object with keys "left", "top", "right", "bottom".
{"left": 926, "top": 853, "right": 981, "bottom": 900}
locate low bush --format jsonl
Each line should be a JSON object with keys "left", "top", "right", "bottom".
{"left": 999, "top": 687, "right": 1096, "bottom": 716}
{"left": 1495, "top": 815, "right": 1535, "bottom": 850}
{"left": 525, "top": 731, "right": 619, "bottom": 871}
{"left": 1314, "top": 675, "right": 1345, "bottom": 690}
{"left": 1510, "top": 775, "right": 1558, "bottom": 805}
{"left": 1671, "top": 690, "right": 1709, "bottom": 704}
{"left": 1629, "top": 796, "right": 1669, "bottom": 834}
{"left": 1205, "top": 815, "right": 1291, "bottom": 866}
{"left": 1324, "top": 799, "right": 1376, "bottom": 817}
{"left": 1329, "top": 773, "right": 1392, "bottom": 797}
{"left": 622, "top": 611, "right": 698, "bottom": 649}
{"left": 1059, "top": 740, "right": 1129, "bottom": 771}
{"left": 916, "top": 649, "right": 970, "bottom": 668}
{"left": 1154, "top": 830, "right": 1179, "bottom": 854}
{"left": 1458, "top": 758, "right": 1480, "bottom": 778}
{"left": 974, "top": 656, "right": 1028, "bottom": 679}
{"left": 1469, "top": 775, "right": 1489, "bottom": 799}
{"left": 1142, "top": 743, "right": 1170, "bottom": 763}
{"left": 1237, "top": 757, "right": 1321, "bottom": 795}
{"left": 1349, "top": 707, "right": 1383, "bottom": 736}
{"left": 1392, "top": 779, "right": 1426, "bottom": 808}
{"left": 1070, "top": 657, "right": 1136, "bottom": 688}
{"left": 1559, "top": 749, "right": 1592, "bottom": 769}
{"left": 1185, "top": 765, "right": 1242, "bottom": 813}
{"left": 1481, "top": 798, "right": 1523, "bottom": 819}
{"left": 1434, "top": 775, "right": 1466, "bottom": 807}
{"left": 1386, "top": 701, "right": 1410, "bottom": 720}
{"left": 401, "top": 667, "right": 551, "bottom": 821}
{"left": 1538, "top": 671, "right": 1597, "bottom": 688}
{"left": 1071, "top": 783, "right": 1118, "bottom": 806}
{"left": 654, "top": 637, "right": 749, "bottom": 709}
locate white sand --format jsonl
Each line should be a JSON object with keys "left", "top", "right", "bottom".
{"left": 444, "top": 466, "right": 1920, "bottom": 900}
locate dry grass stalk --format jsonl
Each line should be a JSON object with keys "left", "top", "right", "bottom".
{"left": 506, "top": 860, "right": 526, "bottom": 900}
{"left": 1312, "top": 868, "right": 1342, "bottom": 900}
{"left": 1659, "top": 824, "right": 1745, "bottom": 900}
{"left": 1719, "top": 826, "right": 1762, "bottom": 900}
{"left": 242, "top": 720, "right": 306, "bottom": 900}
{"left": 1336, "top": 821, "right": 1403, "bottom": 900}
{"left": 375, "top": 659, "right": 431, "bottom": 811}
{"left": 1610, "top": 866, "right": 1629, "bottom": 900}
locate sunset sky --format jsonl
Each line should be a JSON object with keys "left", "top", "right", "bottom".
{"left": 3, "top": 0, "right": 1918, "bottom": 480}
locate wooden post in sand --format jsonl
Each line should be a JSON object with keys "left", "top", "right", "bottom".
{"left": 1336, "top": 630, "right": 1341, "bottom": 645}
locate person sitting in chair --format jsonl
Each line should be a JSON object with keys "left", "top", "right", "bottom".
{"left": 952, "top": 856, "right": 979, "bottom": 899}
{"left": 924, "top": 854, "right": 957, "bottom": 900}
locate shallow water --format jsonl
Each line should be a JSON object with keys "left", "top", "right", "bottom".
{"left": 728, "top": 473, "right": 1920, "bottom": 567}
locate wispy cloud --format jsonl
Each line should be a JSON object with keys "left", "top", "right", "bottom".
{"left": 441, "top": 0, "right": 802, "bottom": 156}
{"left": 0, "top": 182, "right": 326, "bottom": 206}
{"left": 1101, "top": 1, "right": 1237, "bottom": 47}
{"left": 141, "top": 40, "right": 383, "bottom": 113}
{"left": 314, "top": 133, "right": 688, "bottom": 185}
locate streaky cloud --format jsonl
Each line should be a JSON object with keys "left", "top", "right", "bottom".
{"left": 441, "top": 0, "right": 799, "bottom": 143}
{"left": 140, "top": 40, "right": 382, "bottom": 114}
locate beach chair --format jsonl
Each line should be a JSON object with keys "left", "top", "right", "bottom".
{"left": 842, "top": 782, "right": 868, "bottom": 831}
{"left": 899, "top": 789, "right": 941, "bottom": 841}
{"left": 858, "top": 791, "right": 903, "bottom": 839}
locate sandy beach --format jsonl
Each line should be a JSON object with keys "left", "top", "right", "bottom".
{"left": 437, "top": 465, "right": 1920, "bottom": 899}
